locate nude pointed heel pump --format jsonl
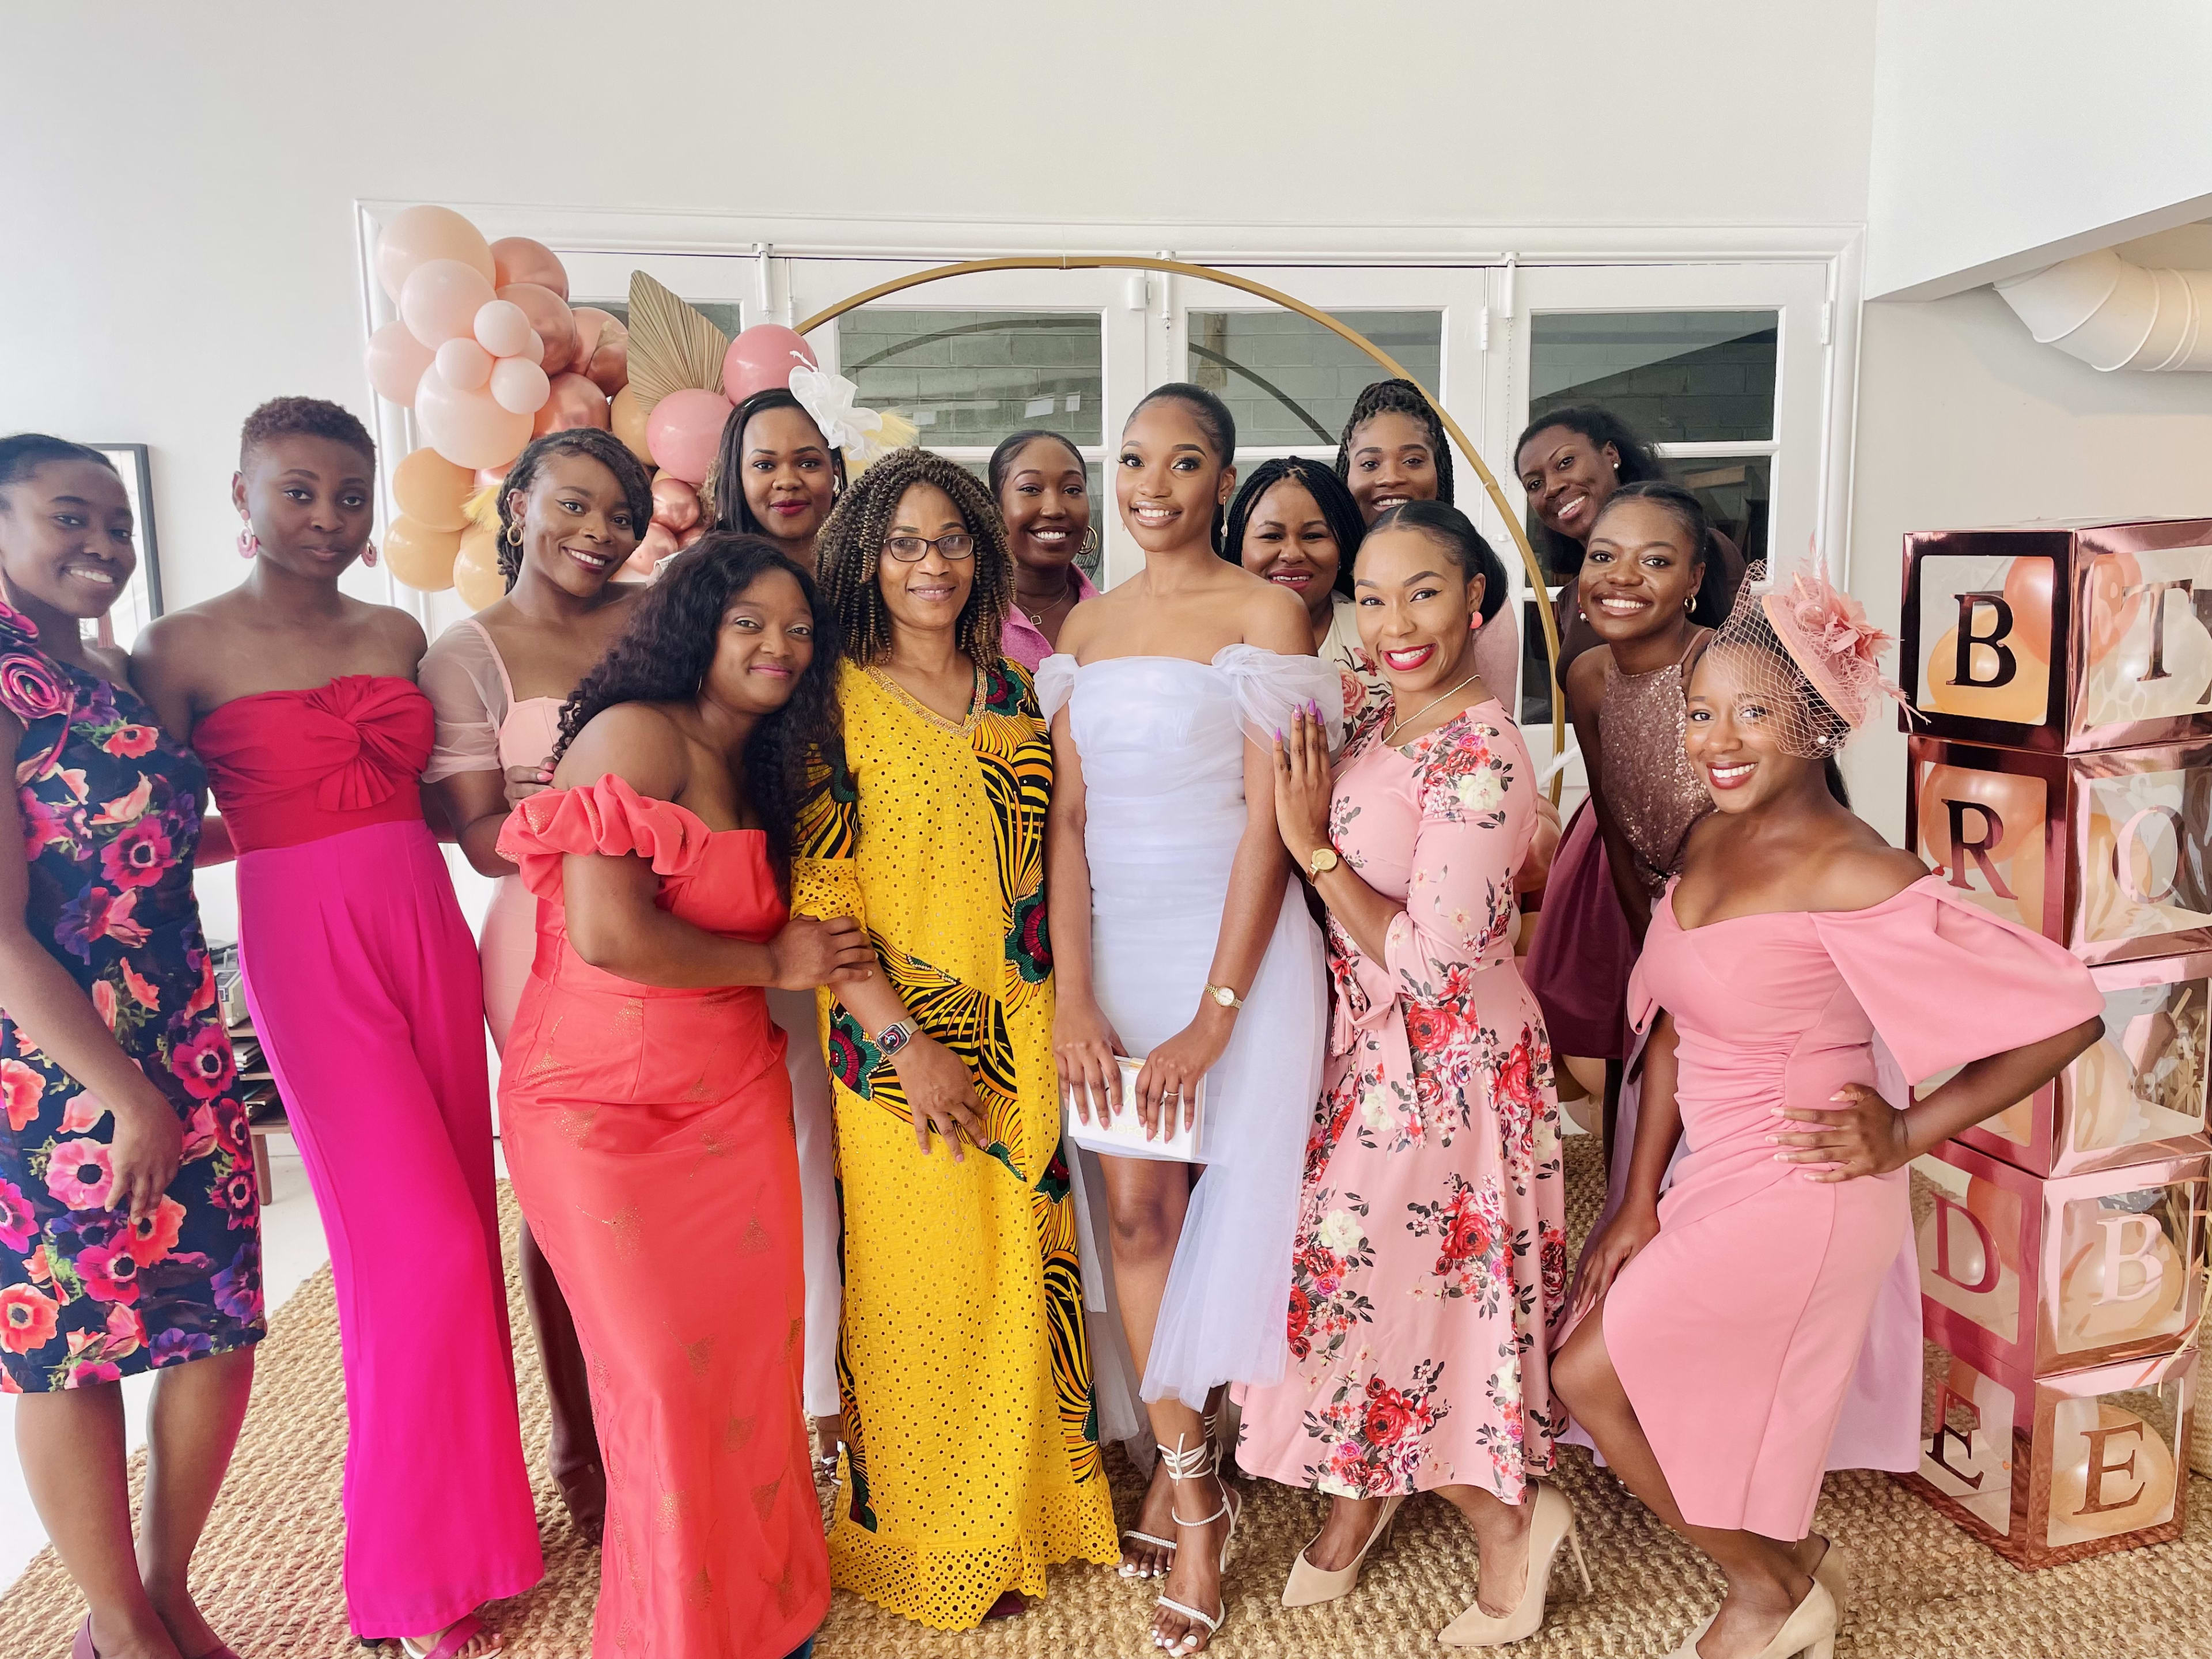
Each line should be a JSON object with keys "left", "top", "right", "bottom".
{"left": 1666, "top": 1580, "right": 1837, "bottom": 1659}
{"left": 1124, "top": 1410, "right": 1218, "bottom": 1578}
{"left": 1281, "top": 1493, "right": 1406, "bottom": 1608}
{"left": 1810, "top": 1539, "right": 1850, "bottom": 1630}
{"left": 1437, "top": 1483, "right": 1590, "bottom": 1648}
{"left": 1152, "top": 1430, "right": 1242, "bottom": 1653}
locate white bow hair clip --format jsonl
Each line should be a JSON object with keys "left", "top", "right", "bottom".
{"left": 787, "top": 364, "right": 917, "bottom": 474}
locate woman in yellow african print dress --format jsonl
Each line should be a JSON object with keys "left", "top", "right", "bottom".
{"left": 793, "top": 450, "right": 1118, "bottom": 1629}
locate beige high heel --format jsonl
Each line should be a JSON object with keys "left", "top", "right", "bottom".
{"left": 1437, "top": 1483, "right": 1590, "bottom": 1647}
{"left": 1666, "top": 1579, "right": 1838, "bottom": 1659}
{"left": 1281, "top": 1493, "right": 1406, "bottom": 1608}
{"left": 1809, "top": 1538, "right": 1850, "bottom": 1629}
{"left": 1123, "top": 1411, "right": 1218, "bottom": 1578}
{"left": 1151, "top": 1431, "right": 1242, "bottom": 1653}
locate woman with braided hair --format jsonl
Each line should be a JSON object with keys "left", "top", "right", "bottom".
{"left": 419, "top": 426, "right": 650, "bottom": 1541}
{"left": 791, "top": 448, "right": 1119, "bottom": 1626}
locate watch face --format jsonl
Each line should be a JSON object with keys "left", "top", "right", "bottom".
{"left": 1210, "top": 985, "right": 1232, "bottom": 1006}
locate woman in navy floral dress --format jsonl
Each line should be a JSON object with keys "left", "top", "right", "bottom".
{"left": 0, "top": 435, "right": 262, "bottom": 1659}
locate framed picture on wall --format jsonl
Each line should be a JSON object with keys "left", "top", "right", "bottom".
{"left": 90, "top": 443, "right": 162, "bottom": 652}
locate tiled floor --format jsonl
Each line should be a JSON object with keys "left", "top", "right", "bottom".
{"left": 0, "top": 1139, "right": 333, "bottom": 1590}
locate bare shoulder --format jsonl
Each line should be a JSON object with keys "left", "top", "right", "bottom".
{"left": 1564, "top": 643, "right": 1611, "bottom": 718}
{"left": 1058, "top": 593, "right": 1106, "bottom": 658}
{"left": 554, "top": 701, "right": 689, "bottom": 800}
{"left": 131, "top": 605, "right": 225, "bottom": 685}
{"left": 1813, "top": 828, "right": 1929, "bottom": 914}
{"left": 363, "top": 598, "right": 428, "bottom": 666}
{"left": 1237, "top": 572, "right": 1312, "bottom": 654}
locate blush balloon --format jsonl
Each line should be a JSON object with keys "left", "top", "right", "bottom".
{"left": 490, "top": 237, "right": 567, "bottom": 298}
{"left": 489, "top": 357, "right": 552, "bottom": 416}
{"left": 517, "top": 329, "right": 546, "bottom": 366}
{"left": 415, "top": 366, "right": 535, "bottom": 471}
{"left": 472, "top": 298, "right": 533, "bottom": 359}
{"left": 498, "top": 285, "right": 576, "bottom": 376}
{"left": 646, "top": 388, "right": 733, "bottom": 486}
{"left": 390, "top": 446, "right": 476, "bottom": 533}
{"left": 532, "top": 372, "right": 611, "bottom": 436}
{"left": 574, "top": 309, "right": 629, "bottom": 395}
{"left": 375, "top": 204, "right": 495, "bottom": 301}
{"left": 401, "top": 259, "right": 498, "bottom": 350}
{"left": 650, "top": 475, "right": 702, "bottom": 534}
{"left": 434, "top": 336, "right": 493, "bottom": 393}
{"left": 721, "top": 324, "right": 819, "bottom": 403}
{"left": 365, "top": 319, "right": 435, "bottom": 406}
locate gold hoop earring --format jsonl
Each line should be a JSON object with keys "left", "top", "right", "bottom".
{"left": 1080, "top": 525, "right": 1100, "bottom": 560}
{"left": 506, "top": 520, "right": 525, "bottom": 548}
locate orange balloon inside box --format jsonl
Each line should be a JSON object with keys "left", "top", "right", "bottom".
{"left": 1907, "top": 735, "right": 2212, "bottom": 967}
{"left": 1901, "top": 521, "right": 2212, "bottom": 754}
{"left": 1914, "top": 1139, "right": 2207, "bottom": 1380}
{"left": 1899, "top": 1326, "right": 2194, "bottom": 1569}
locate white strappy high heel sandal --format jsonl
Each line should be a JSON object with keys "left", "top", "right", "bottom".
{"left": 1151, "top": 1429, "right": 1242, "bottom": 1653}
{"left": 1123, "top": 1410, "right": 1217, "bottom": 1578}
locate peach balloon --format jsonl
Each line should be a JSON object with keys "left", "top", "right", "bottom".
{"left": 2047, "top": 1399, "right": 2176, "bottom": 1544}
{"left": 610, "top": 385, "right": 652, "bottom": 465}
{"left": 532, "top": 372, "right": 610, "bottom": 437}
{"left": 400, "top": 259, "right": 498, "bottom": 350}
{"left": 474, "top": 463, "right": 512, "bottom": 488}
{"left": 381, "top": 517, "right": 463, "bottom": 592}
{"left": 1922, "top": 626, "right": 2050, "bottom": 723}
{"left": 434, "top": 337, "right": 493, "bottom": 393}
{"left": 646, "top": 388, "right": 733, "bottom": 486}
{"left": 574, "top": 309, "right": 630, "bottom": 395}
{"left": 490, "top": 237, "right": 567, "bottom": 299}
{"left": 722, "top": 324, "right": 818, "bottom": 404}
{"left": 365, "top": 320, "right": 435, "bottom": 406}
{"left": 472, "top": 298, "right": 533, "bottom": 360}
{"left": 489, "top": 357, "right": 552, "bottom": 416}
{"left": 2058, "top": 1209, "right": 2186, "bottom": 1349}
{"left": 454, "top": 524, "right": 507, "bottom": 611}
{"left": 415, "top": 366, "right": 535, "bottom": 471}
{"left": 389, "top": 447, "right": 476, "bottom": 533}
{"left": 650, "top": 475, "right": 701, "bottom": 534}
{"left": 374, "top": 204, "right": 495, "bottom": 301}
{"left": 2086, "top": 551, "right": 2146, "bottom": 663}
{"left": 1918, "top": 764, "right": 2043, "bottom": 877}
{"left": 498, "top": 284, "right": 576, "bottom": 376}
{"left": 2001, "top": 555, "right": 2057, "bottom": 665}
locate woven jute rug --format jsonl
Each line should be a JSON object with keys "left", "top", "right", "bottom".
{"left": 3, "top": 1135, "right": 2210, "bottom": 1659}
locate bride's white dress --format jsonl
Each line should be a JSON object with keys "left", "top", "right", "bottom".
{"left": 1038, "top": 646, "right": 1338, "bottom": 1411}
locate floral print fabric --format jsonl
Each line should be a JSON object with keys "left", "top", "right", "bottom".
{"left": 0, "top": 606, "right": 262, "bottom": 1391}
{"left": 1236, "top": 699, "right": 1565, "bottom": 1499}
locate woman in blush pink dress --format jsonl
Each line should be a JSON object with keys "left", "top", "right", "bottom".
{"left": 134, "top": 400, "right": 539, "bottom": 1659}
{"left": 1235, "top": 502, "right": 1574, "bottom": 1650}
{"left": 1551, "top": 563, "right": 2101, "bottom": 1659}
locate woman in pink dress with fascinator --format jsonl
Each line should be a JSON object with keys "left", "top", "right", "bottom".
{"left": 1551, "top": 561, "right": 2103, "bottom": 1659}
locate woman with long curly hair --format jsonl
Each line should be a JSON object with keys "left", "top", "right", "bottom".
{"left": 495, "top": 533, "right": 874, "bottom": 1659}
{"left": 419, "top": 426, "right": 651, "bottom": 1541}
{"left": 791, "top": 448, "right": 1119, "bottom": 1628}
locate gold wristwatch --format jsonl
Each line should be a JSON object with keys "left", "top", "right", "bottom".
{"left": 1205, "top": 983, "right": 1245, "bottom": 1011}
{"left": 1306, "top": 846, "right": 1341, "bottom": 878}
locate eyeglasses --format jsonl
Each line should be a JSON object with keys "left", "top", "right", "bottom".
{"left": 882, "top": 532, "right": 976, "bottom": 562}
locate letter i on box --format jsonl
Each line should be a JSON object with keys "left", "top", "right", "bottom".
{"left": 1900, "top": 520, "right": 2212, "bottom": 752}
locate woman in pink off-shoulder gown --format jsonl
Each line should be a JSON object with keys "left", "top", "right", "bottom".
{"left": 1552, "top": 562, "right": 2100, "bottom": 1659}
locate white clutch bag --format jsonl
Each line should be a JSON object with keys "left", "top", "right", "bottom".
{"left": 1064, "top": 1055, "right": 1209, "bottom": 1163}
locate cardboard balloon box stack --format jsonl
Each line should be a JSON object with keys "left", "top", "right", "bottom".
{"left": 1897, "top": 520, "right": 2212, "bottom": 1567}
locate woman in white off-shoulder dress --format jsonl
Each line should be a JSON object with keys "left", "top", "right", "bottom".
{"left": 1044, "top": 383, "right": 1337, "bottom": 1656}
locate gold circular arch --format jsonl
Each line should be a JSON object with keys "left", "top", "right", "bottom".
{"left": 796, "top": 255, "right": 1566, "bottom": 769}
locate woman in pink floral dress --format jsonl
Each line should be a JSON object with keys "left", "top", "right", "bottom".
{"left": 1236, "top": 502, "right": 1574, "bottom": 1649}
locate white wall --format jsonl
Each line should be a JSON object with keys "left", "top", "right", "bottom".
{"left": 1843, "top": 285, "right": 2212, "bottom": 835}
{"left": 1867, "top": 0, "right": 2212, "bottom": 298}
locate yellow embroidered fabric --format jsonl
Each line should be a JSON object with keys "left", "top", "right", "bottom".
{"left": 793, "top": 657, "right": 1118, "bottom": 1629}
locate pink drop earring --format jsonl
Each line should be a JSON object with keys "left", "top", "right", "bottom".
{"left": 236, "top": 520, "right": 259, "bottom": 559}
{"left": 362, "top": 540, "right": 378, "bottom": 568}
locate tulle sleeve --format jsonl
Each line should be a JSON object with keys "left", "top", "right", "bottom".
{"left": 1808, "top": 876, "right": 2103, "bottom": 1085}
{"left": 418, "top": 619, "right": 508, "bottom": 783}
{"left": 493, "top": 772, "right": 715, "bottom": 905}
{"left": 1212, "top": 643, "right": 1343, "bottom": 751}
{"left": 1034, "top": 653, "right": 1077, "bottom": 724}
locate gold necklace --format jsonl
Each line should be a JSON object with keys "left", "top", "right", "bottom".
{"left": 1383, "top": 670, "right": 1484, "bottom": 748}
{"left": 1018, "top": 582, "right": 1071, "bottom": 630}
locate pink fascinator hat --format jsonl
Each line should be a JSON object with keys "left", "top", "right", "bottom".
{"left": 1710, "top": 551, "right": 1909, "bottom": 755}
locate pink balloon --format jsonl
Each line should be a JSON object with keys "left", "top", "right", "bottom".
{"left": 489, "top": 357, "right": 551, "bottom": 415}
{"left": 375, "top": 204, "right": 495, "bottom": 301}
{"left": 415, "top": 365, "right": 535, "bottom": 471}
{"left": 645, "top": 389, "right": 732, "bottom": 485}
{"left": 472, "top": 298, "right": 533, "bottom": 359}
{"left": 632, "top": 521, "right": 680, "bottom": 575}
{"left": 497, "top": 284, "right": 576, "bottom": 376}
{"left": 490, "top": 237, "right": 568, "bottom": 298}
{"left": 532, "top": 372, "right": 610, "bottom": 437}
{"left": 650, "top": 475, "right": 701, "bottom": 533}
{"left": 401, "top": 259, "right": 497, "bottom": 349}
{"left": 365, "top": 319, "right": 435, "bottom": 406}
{"left": 435, "top": 337, "right": 493, "bottom": 392}
{"left": 722, "top": 324, "right": 819, "bottom": 404}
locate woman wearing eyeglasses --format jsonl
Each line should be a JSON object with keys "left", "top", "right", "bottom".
{"left": 790, "top": 449, "right": 1120, "bottom": 1629}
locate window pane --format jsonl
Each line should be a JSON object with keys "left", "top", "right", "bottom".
{"left": 589, "top": 300, "right": 744, "bottom": 340}
{"left": 1188, "top": 310, "right": 1442, "bottom": 447}
{"left": 838, "top": 309, "right": 1102, "bottom": 447}
{"left": 1676, "top": 452, "right": 1770, "bottom": 569}
{"left": 1528, "top": 311, "right": 1776, "bottom": 442}
{"left": 954, "top": 459, "right": 1105, "bottom": 582}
